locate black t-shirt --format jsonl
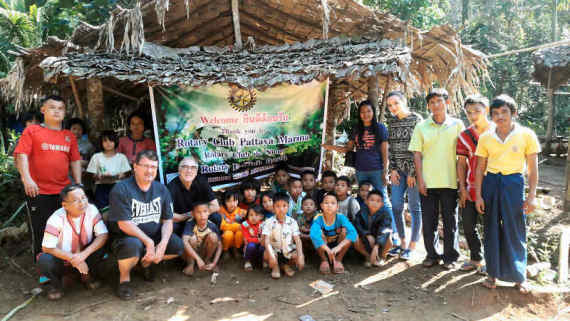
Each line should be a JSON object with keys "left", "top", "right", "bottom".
{"left": 183, "top": 220, "right": 221, "bottom": 238}
{"left": 108, "top": 177, "right": 174, "bottom": 237}
{"left": 167, "top": 175, "right": 216, "bottom": 214}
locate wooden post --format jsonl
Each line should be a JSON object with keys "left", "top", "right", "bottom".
{"left": 320, "top": 78, "right": 332, "bottom": 175}
{"left": 86, "top": 78, "right": 105, "bottom": 139}
{"left": 69, "top": 76, "right": 84, "bottom": 118}
{"left": 566, "top": 138, "right": 570, "bottom": 211}
{"left": 230, "top": 0, "right": 242, "bottom": 49}
{"left": 148, "top": 85, "right": 165, "bottom": 184}
{"left": 379, "top": 76, "right": 391, "bottom": 123}
{"left": 559, "top": 228, "right": 569, "bottom": 284}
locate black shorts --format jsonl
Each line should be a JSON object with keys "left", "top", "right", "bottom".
{"left": 111, "top": 233, "right": 184, "bottom": 260}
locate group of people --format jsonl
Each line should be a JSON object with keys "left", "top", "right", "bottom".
{"left": 13, "top": 87, "right": 540, "bottom": 302}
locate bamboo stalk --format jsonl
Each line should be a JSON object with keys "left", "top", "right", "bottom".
{"left": 68, "top": 76, "right": 84, "bottom": 118}
{"left": 231, "top": 0, "right": 242, "bottom": 49}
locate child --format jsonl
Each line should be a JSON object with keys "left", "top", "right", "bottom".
{"left": 298, "top": 196, "right": 317, "bottom": 248}
{"left": 262, "top": 192, "right": 305, "bottom": 279}
{"left": 260, "top": 191, "right": 275, "bottom": 219}
{"left": 238, "top": 178, "right": 260, "bottom": 210}
{"left": 353, "top": 190, "right": 393, "bottom": 267}
{"left": 356, "top": 181, "right": 372, "bottom": 209}
{"left": 67, "top": 118, "right": 95, "bottom": 169}
{"left": 86, "top": 130, "right": 131, "bottom": 209}
{"left": 334, "top": 176, "right": 360, "bottom": 221}
{"left": 271, "top": 163, "right": 289, "bottom": 193}
{"left": 219, "top": 190, "right": 246, "bottom": 257}
{"left": 310, "top": 192, "right": 357, "bottom": 274}
{"left": 475, "top": 94, "right": 539, "bottom": 294}
{"left": 316, "top": 170, "right": 337, "bottom": 206}
{"left": 241, "top": 205, "right": 265, "bottom": 271}
{"left": 182, "top": 201, "right": 222, "bottom": 276}
{"left": 456, "top": 94, "right": 492, "bottom": 272}
{"left": 301, "top": 170, "right": 318, "bottom": 201}
{"left": 287, "top": 177, "right": 305, "bottom": 217}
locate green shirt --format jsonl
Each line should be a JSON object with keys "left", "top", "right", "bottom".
{"left": 408, "top": 115, "right": 465, "bottom": 189}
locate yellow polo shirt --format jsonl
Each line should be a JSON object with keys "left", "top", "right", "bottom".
{"left": 475, "top": 123, "right": 540, "bottom": 175}
{"left": 408, "top": 115, "right": 465, "bottom": 189}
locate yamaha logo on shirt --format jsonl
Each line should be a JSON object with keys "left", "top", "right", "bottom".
{"left": 65, "top": 136, "right": 71, "bottom": 142}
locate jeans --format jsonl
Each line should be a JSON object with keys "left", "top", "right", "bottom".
{"left": 38, "top": 248, "right": 105, "bottom": 289}
{"left": 390, "top": 170, "right": 422, "bottom": 244}
{"left": 420, "top": 188, "right": 459, "bottom": 263}
{"left": 356, "top": 169, "right": 399, "bottom": 246}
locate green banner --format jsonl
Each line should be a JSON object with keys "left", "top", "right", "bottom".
{"left": 158, "top": 80, "right": 328, "bottom": 189}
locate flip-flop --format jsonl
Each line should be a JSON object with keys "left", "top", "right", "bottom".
{"left": 271, "top": 269, "right": 281, "bottom": 279}
{"left": 333, "top": 261, "right": 345, "bottom": 274}
{"left": 460, "top": 261, "right": 478, "bottom": 271}
{"left": 282, "top": 264, "right": 295, "bottom": 277}
{"left": 481, "top": 277, "right": 496, "bottom": 290}
{"left": 515, "top": 282, "right": 530, "bottom": 294}
{"left": 319, "top": 261, "right": 331, "bottom": 274}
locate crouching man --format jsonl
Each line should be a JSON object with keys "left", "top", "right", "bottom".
{"left": 108, "top": 150, "right": 183, "bottom": 300}
{"left": 38, "top": 184, "right": 108, "bottom": 300}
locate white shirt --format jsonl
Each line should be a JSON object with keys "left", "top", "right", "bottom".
{"left": 261, "top": 216, "right": 300, "bottom": 258}
{"left": 86, "top": 152, "right": 131, "bottom": 184}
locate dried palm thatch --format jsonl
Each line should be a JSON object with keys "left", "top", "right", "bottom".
{"left": 1, "top": 0, "right": 487, "bottom": 114}
{"left": 532, "top": 45, "right": 570, "bottom": 90}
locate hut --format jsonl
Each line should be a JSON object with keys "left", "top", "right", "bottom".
{"left": 0, "top": 0, "right": 488, "bottom": 170}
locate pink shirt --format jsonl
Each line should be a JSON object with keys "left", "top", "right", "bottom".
{"left": 117, "top": 136, "right": 155, "bottom": 164}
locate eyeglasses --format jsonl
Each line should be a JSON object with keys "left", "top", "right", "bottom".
{"left": 136, "top": 164, "right": 158, "bottom": 170}
{"left": 180, "top": 165, "right": 198, "bottom": 171}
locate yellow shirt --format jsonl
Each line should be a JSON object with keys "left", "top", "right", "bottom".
{"left": 475, "top": 123, "right": 540, "bottom": 175}
{"left": 408, "top": 115, "right": 465, "bottom": 189}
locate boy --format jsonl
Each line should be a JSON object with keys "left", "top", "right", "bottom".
{"left": 409, "top": 88, "right": 465, "bottom": 269}
{"left": 334, "top": 176, "right": 360, "bottom": 221}
{"left": 316, "top": 170, "right": 337, "bottom": 206}
{"left": 456, "top": 94, "right": 492, "bottom": 272}
{"left": 271, "top": 163, "right": 289, "bottom": 193}
{"left": 287, "top": 177, "right": 306, "bottom": 218}
{"left": 356, "top": 181, "right": 372, "bottom": 209}
{"left": 301, "top": 170, "right": 319, "bottom": 201}
{"left": 475, "top": 94, "right": 539, "bottom": 294}
{"left": 262, "top": 192, "right": 305, "bottom": 279}
{"left": 353, "top": 190, "right": 393, "bottom": 267}
{"left": 298, "top": 196, "right": 317, "bottom": 246}
{"left": 38, "top": 184, "right": 108, "bottom": 300}
{"left": 182, "top": 201, "right": 222, "bottom": 276}
{"left": 239, "top": 178, "right": 260, "bottom": 210}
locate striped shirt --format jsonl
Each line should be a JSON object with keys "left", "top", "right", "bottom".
{"left": 388, "top": 112, "right": 422, "bottom": 177}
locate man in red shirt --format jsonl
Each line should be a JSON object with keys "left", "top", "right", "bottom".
{"left": 15, "top": 96, "right": 82, "bottom": 260}
{"left": 456, "top": 94, "right": 491, "bottom": 272}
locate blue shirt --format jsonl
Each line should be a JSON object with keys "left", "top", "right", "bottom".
{"left": 351, "top": 123, "right": 389, "bottom": 172}
{"left": 310, "top": 213, "right": 357, "bottom": 248}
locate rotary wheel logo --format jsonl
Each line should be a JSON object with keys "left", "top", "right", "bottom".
{"left": 228, "top": 86, "right": 257, "bottom": 112}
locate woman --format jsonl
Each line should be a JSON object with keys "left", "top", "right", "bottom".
{"left": 117, "top": 111, "right": 155, "bottom": 164}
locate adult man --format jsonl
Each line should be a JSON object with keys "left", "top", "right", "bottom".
{"left": 409, "top": 88, "right": 465, "bottom": 269}
{"left": 456, "top": 94, "right": 492, "bottom": 272}
{"left": 38, "top": 184, "right": 108, "bottom": 300}
{"left": 108, "top": 150, "right": 183, "bottom": 300}
{"left": 15, "top": 96, "right": 82, "bottom": 261}
{"left": 167, "top": 156, "right": 221, "bottom": 233}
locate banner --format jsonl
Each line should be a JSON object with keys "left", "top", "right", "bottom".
{"left": 158, "top": 80, "right": 328, "bottom": 189}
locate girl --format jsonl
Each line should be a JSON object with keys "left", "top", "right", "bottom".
{"left": 310, "top": 193, "right": 357, "bottom": 274}
{"left": 220, "top": 190, "right": 246, "bottom": 257}
{"left": 86, "top": 130, "right": 131, "bottom": 209}
{"left": 241, "top": 205, "right": 265, "bottom": 271}
{"left": 260, "top": 191, "right": 275, "bottom": 219}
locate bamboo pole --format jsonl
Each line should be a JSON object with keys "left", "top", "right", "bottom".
{"left": 69, "top": 76, "right": 84, "bottom": 118}
{"left": 230, "top": 0, "right": 242, "bottom": 49}
{"left": 148, "top": 85, "right": 164, "bottom": 184}
{"left": 319, "top": 78, "right": 331, "bottom": 178}
{"left": 379, "top": 76, "right": 391, "bottom": 123}
{"left": 103, "top": 86, "right": 140, "bottom": 103}
{"left": 485, "top": 39, "right": 570, "bottom": 59}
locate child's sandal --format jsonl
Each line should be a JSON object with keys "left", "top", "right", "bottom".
{"left": 319, "top": 261, "right": 331, "bottom": 274}
{"left": 333, "top": 261, "right": 345, "bottom": 274}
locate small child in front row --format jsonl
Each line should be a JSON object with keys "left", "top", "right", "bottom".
{"left": 353, "top": 190, "right": 393, "bottom": 267}
{"left": 241, "top": 205, "right": 265, "bottom": 271}
{"left": 298, "top": 196, "right": 317, "bottom": 248}
{"left": 220, "top": 190, "right": 245, "bottom": 257}
{"left": 260, "top": 191, "right": 275, "bottom": 220}
{"left": 262, "top": 192, "right": 305, "bottom": 279}
{"left": 356, "top": 181, "right": 372, "bottom": 209}
{"left": 310, "top": 192, "right": 357, "bottom": 274}
{"left": 182, "top": 201, "right": 222, "bottom": 276}
{"left": 86, "top": 130, "right": 131, "bottom": 209}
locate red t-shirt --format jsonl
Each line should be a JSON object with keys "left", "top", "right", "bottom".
{"left": 456, "top": 126, "right": 480, "bottom": 201}
{"left": 241, "top": 220, "right": 261, "bottom": 244}
{"left": 14, "top": 124, "right": 81, "bottom": 195}
{"left": 117, "top": 136, "right": 155, "bottom": 164}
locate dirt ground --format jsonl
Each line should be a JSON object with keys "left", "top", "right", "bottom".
{"left": 0, "top": 160, "right": 568, "bottom": 321}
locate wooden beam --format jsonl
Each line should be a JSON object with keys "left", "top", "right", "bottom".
{"left": 192, "top": 20, "right": 234, "bottom": 47}
{"left": 145, "top": 0, "right": 213, "bottom": 36}
{"left": 379, "top": 76, "right": 391, "bottom": 122}
{"left": 231, "top": 0, "right": 242, "bottom": 49}
{"left": 68, "top": 76, "right": 84, "bottom": 118}
{"left": 239, "top": 10, "right": 304, "bottom": 43}
{"left": 166, "top": 12, "right": 231, "bottom": 48}
{"left": 102, "top": 85, "right": 140, "bottom": 103}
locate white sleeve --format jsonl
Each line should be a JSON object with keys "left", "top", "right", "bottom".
{"left": 261, "top": 220, "right": 271, "bottom": 236}
{"left": 118, "top": 153, "right": 131, "bottom": 173}
{"left": 42, "top": 214, "right": 62, "bottom": 249}
{"left": 291, "top": 219, "right": 300, "bottom": 236}
{"left": 86, "top": 153, "right": 99, "bottom": 174}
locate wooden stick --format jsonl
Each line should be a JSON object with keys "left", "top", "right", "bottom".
{"left": 295, "top": 290, "right": 339, "bottom": 308}
{"left": 379, "top": 76, "right": 391, "bottom": 122}
{"left": 1, "top": 292, "right": 40, "bottom": 321}
{"left": 449, "top": 312, "right": 470, "bottom": 321}
{"left": 68, "top": 76, "right": 83, "bottom": 118}
{"left": 558, "top": 228, "right": 569, "bottom": 284}
{"left": 102, "top": 86, "right": 140, "bottom": 103}
{"left": 231, "top": 0, "right": 242, "bottom": 49}
{"left": 485, "top": 39, "right": 570, "bottom": 59}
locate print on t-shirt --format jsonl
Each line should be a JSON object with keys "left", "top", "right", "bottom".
{"left": 131, "top": 197, "right": 162, "bottom": 225}
{"left": 358, "top": 129, "right": 376, "bottom": 150}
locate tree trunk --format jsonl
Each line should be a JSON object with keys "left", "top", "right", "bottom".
{"left": 87, "top": 78, "right": 105, "bottom": 140}
{"left": 367, "top": 75, "right": 379, "bottom": 117}
{"left": 545, "top": 89, "right": 556, "bottom": 151}
{"left": 324, "top": 99, "right": 336, "bottom": 171}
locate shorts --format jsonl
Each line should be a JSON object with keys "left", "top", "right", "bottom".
{"left": 111, "top": 233, "right": 184, "bottom": 260}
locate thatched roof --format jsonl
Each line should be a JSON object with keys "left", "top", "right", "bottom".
{"left": 532, "top": 45, "right": 570, "bottom": 90}
{"left": 40, "top": 38, "right": 410, "bottom": 89}
{"left": 1, "top": 0, "right": 488, "bottom": 114}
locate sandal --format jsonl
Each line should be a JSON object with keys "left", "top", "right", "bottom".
{"left": 460, "top": 261, "right": 478, "bottom": 271}
{"left": 333, "top": 261, "right": 345, "bottom": 274}
{"left": 117, "top": 282, "right": 134, "bottom": 300}
{"left": 481, "top": 277, "right": 496, "bottom": 290}
{"left": 515, "top": 282, "right": 530, "bottom": 294}
{"left": 319, "top": 261, "right": 331, "bottom": 274}
{"left": 282, "top": 264, "right": 295, "bottom": 277}
{"left": 244, "top": 261, "right": 253, "bottom": 272}
{"left": 46, "top": 285, "right": 63, "bottom": 301}
{"left": 271, "top": 268, "right": 281, "bottom": 279}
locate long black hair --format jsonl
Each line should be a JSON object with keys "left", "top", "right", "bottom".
{"left": 354, "top": 100, "right": 381, "bottom": 148}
